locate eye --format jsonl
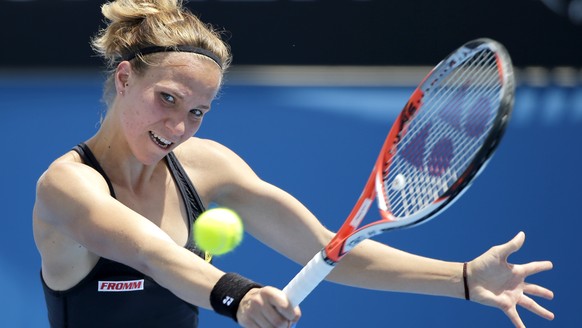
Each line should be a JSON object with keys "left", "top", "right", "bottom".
{"left": 190, "top": 109, "right": 204, "bottom": 119}
{"left": 161, "top": 92, "right": 175, "bottom": 104}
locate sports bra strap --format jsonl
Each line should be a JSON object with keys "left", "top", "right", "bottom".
{"left": 73, "top": 143, "right": 116, "bottom": 197}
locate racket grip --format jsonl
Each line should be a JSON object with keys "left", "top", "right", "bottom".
{"left": 283, "top": 250, "right": 335, "bottom": 307}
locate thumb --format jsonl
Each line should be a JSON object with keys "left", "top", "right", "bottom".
{"left": 497, "top": 231, "right": 525, "bottom": 259}
{"left": 264, "top": 287, "right": 302, "bottom": 322}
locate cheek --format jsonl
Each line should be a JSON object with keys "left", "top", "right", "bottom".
{"left": 121, "top": 106, "right": 144, "bottom": 135}
{"left": 120, "top": 98, "right": 158, "bottom": 139}
{"left": 185, "top": 119, "right": 203, "bottom": 138}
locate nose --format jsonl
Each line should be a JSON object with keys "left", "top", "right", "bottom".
{"left": 165, "top": 115, "right": 186, "bottom": 137}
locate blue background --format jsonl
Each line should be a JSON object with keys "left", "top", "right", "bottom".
{"left": 0, "top": 72, "right": 579, "bottom": 327}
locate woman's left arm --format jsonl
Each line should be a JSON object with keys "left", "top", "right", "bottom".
{"left": 195, "top": 139, "right": 554, "bottom": 327}
{"left": 234, "top": 177, "right": 555, "bottom": 327}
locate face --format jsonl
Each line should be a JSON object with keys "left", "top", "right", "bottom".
{"left": 116, "top": 53, "right": 222, "bottom": 165}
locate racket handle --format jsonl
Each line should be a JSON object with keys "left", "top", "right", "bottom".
{"left": 283, "top": 250, "right": 335, "bottom": 307}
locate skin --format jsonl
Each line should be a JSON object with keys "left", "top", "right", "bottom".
{"left": 33, "top": 53, "right": 554, "bottom": 328}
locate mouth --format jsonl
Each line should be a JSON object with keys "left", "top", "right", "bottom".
{"left": 149, "top": 131, "right": 173, "bottom": 149}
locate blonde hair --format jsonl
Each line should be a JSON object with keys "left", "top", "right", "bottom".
{"left": 91, "top": 0, "right": 231, "bottom": 106}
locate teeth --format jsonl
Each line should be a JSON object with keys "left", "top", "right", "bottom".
{"left": 150, "top": 132, "right": 172, "bottom": 147}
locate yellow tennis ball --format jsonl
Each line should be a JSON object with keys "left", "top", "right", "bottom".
{"left": 194, "top": 208, "right": 243, "bottom": 256}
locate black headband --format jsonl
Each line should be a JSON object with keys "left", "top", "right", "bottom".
{"left": 122, "top": 45, "right": 223, "bottom": 68}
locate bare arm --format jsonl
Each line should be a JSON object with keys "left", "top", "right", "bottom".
{"left": 34, "top": 161, "right": 223, "bottom": 310}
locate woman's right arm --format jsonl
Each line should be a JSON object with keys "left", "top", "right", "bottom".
{"left": 34, "top": 160, "right": 224, "bottom": 309}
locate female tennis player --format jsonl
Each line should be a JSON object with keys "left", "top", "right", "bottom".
{"left": 32, "top": 1, "right": 554, "bottom": 327}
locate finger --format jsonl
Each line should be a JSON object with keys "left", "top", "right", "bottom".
{"left": 504, "top": 306, "right": 525, "bottom": 328}
{"left": 241, "top": 317, "right": 260, "bottom": 328}
{"left": 237, "top": 304, "right": 267, "bottom": 328}
{"left": 251, "top": 316, "right": 272, "bottom": 328}
{"left": 521, "top": 260, "right": 553, "bottom": 276}
{"left": 262, "top": 287, "right": 301, "bottom": 323}
{"left": 265, "top": 288, "right": 301, "bottom": 322}
{"left": 518, "top": 294, "right": 555, "bottom": 321}
{"left": 260, "top": 304, "right": 291, "bottom": 327}
{"left": 274, "top": 303, "right": 301, "bottom": 323}
{"left": 523, "top": 282, "right": 554, "bottom": 300}
{"left": 497, "top": 232, "right": 526, "bottom": 259}
{"left": 245, "top": 306, "right": 289, "bottom": 328}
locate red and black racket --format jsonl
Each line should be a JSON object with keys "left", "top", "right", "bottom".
{"left": 283, "top": 38, "right": 515, "bottom": 306}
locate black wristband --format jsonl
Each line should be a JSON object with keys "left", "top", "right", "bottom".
{"left": 210, "top": 272, "right": 263, "bottom": 322}
{"left": 463, "top": 262, "right": 470, "bottom": 301}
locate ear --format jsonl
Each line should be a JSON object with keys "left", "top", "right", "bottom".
{"left": 115, "top": 61, "right": 131, "bottom": 93}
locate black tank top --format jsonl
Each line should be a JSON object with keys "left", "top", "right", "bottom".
{"left": 41, "top": 143, "right": 208, "bottom": 328}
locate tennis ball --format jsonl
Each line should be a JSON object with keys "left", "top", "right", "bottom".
{"left": 391, "top": 174, "right": 407, "bottom": 191}
{"left": 194, "top": 208, "right": 243, "bottom": 256}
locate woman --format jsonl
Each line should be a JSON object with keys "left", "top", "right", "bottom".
{"left": 33, "top": 0, "right": 554, "bottom": 327}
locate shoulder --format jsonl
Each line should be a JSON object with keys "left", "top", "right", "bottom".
{"left": 35, "top": 151, "right": 111, "bottom": 224}
{"left": 173, "top": 137, "right": 254, "bottom": 174}
{"left": 38, "top": 151, "right": 109, "bottom": 194}
{"left": 171, "top": 137, "right": 262, "bottom": 201}
{"left": 175, "top": 137, "right": 238, "bottom": 160}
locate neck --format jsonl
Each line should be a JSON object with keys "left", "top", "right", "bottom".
{"left": 85, "top": 118, "right": 164, "bottom": 194}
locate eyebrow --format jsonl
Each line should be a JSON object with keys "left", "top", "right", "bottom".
{"left": 165, "top": 89, "right": 211, "bottom": 110}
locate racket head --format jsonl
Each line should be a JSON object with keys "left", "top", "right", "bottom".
{"left": 328, "top": 38, "right": 515, "bottom": 260}
{"left": 377, "top": 38, "right": 515, "bottom": 227}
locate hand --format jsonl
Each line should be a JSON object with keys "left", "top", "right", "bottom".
{"left": 467, "top": 231, "right": 554, "bottom": 327}
{"left": 236, "top": 286, "right": 301, "bottom": 328}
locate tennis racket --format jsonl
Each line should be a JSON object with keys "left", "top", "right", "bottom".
{"left": 283, "top": 38, "right": 515, "bottom": 306}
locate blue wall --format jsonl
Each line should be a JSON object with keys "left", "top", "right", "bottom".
{"left": 0, "top": 74, "right": 579, "bottom": 327}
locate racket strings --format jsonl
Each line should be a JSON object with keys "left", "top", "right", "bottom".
{"left": 391, "top": 52, "right": 499, "bottom": 214}
{"left": 389, "top": 52, "right": 496, "bottom": 176}
{"left": 390, "top": 60, "right": 499, "bottom": 215}
{"left": 384, "top": 49, "right": 503, "bottom": 218}
{"left": 426, "top": 59, "right": 501, "bottom": 166}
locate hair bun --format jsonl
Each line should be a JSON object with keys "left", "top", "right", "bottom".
{"left": 90, "top": 0, "right": 231, "bottom": 106}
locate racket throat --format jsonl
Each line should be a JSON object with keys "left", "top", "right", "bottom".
{"left": 350, "top": 198, "right": 373, "bottom": 228}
